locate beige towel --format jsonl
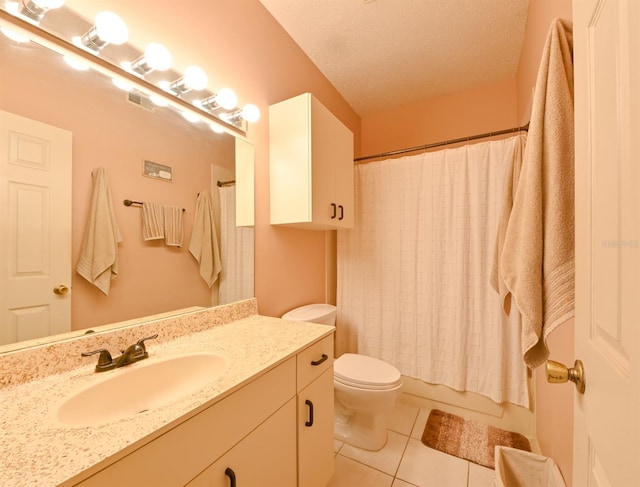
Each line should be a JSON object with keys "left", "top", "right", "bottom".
{"left": 490, "top": 135, "right": 526, "bottom": 314}
{"left": 189, "top": 191, "right": 221, "bottom": 287}
{"left": 496, "top": 18, "right": 575, "bottom": 369}
{"left": 76, "top": 167, "right": 122, "bottom": 295}
{"left": 164, "top": 206, "right": 184, "bottom": 247}
{"left": 142, "top": 202, "right": 164, "bottom": 240}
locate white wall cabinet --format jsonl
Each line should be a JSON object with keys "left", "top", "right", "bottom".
{"left": 73, "top": 334, "right": 334, "bottom": 487}
{"left": 270, "top": 92, "right": 354, "bottom": 229}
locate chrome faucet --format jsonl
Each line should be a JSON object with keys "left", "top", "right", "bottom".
{"left": 82, "top": 334, "right": 158, "bottom": 372}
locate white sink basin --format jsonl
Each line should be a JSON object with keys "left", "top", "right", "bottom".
{"left": 56, "top": 353, "right": 227, "bottom": 426}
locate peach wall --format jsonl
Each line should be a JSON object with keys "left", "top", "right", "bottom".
{"left": 63, "top": 0, "right": 361, "bottom": 319}
{"left": 516, "top": 1, "right": 574, "bottom": 485}
{"left": 0, "top": 36, "right": 234, "bottom": 329}
{"left": 360, "top": 77, "right": 518, "bottom": 158}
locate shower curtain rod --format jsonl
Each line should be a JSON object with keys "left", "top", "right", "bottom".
{"left": 354, "top": 122, "right": 529, "bottom": 163}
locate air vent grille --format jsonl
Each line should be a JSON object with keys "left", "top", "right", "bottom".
{"left": 127, "top": 92, "right": 155, "bottom": 112}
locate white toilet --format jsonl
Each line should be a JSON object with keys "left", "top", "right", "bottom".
{"left": 282, "top": 303, "right": 403, "bottom": 451}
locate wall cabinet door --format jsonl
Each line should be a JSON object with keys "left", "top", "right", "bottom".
{"left": 270, "top": 92, "right": 354, "bottom": 230}
{"left": 187, "top": 398, "right": 297, "bottom": 487}
{"left": 298, "top": 368, "right": 335, "bottom": 487}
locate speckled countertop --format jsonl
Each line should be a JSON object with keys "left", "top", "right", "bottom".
{"left": 0, "top": 301, "right": 333, "bottom": 487}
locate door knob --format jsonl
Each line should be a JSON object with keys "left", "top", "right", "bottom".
{"left": 53, "top": 284, "right": 69, "bottom": 295}
{"left": 546, "top": 359, "right": 586, "bottom": 394}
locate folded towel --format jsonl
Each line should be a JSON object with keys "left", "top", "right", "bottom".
{"left": 188, "top": 191, "right": 222, "bottom": 287}
{"left": 142, "top": 202, "right": 164, "bottom": 240}
{"left": 496, "top": 18, "right": 575, "bottom": 369}
{"left": 164, "top": 205, "right": 184, "bottom": 247}
{"left": 76, "top": 167, "right": 122, "bottom": 295}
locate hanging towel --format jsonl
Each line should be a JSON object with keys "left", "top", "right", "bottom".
{"left": 189, "top": 191, "right": 222, "bottom": 287}
{"left": 163, "top": 206, "right": 184, "bottom": 247}
{"left": 141, "top": 202, "right": 164, "bottom": 240}
{"left": 76, "top": 167, "right": 122, "bottom": 295}
{"left": 495, "top": 18, "right": 575, "bottom": 369}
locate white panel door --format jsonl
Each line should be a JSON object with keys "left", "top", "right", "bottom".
{"left": 573, "top": 1, "right": 640, "bottom": 485}
{"left": 0, "top": 110, "right": 72, "bottom": 345}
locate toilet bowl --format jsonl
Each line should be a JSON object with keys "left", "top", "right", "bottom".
{"left": 282, "top": 304, "right": 403, "bottom": 451}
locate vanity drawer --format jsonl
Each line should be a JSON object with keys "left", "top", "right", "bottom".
{"left": 296, "top": 334, "right": 333, "bottom": 391}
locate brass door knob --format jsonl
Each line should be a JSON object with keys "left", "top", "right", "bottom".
{"left": 546, "top": 359, "right": 586, "bottom": 394}
{"left": 53, "top": 284, "right": 69, "bottom": 295}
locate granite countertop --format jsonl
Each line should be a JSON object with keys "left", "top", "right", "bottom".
{"left": 0, "top": 314, "right": 333, "bottom": 486}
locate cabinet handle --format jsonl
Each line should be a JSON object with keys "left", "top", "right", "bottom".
{"left": 311, "top": 354, "right": 328, "bottom": 366}
{"left": 225, "top": 467, "right": 236, "bottom": 487}
{"left": 339, "top": 205, "right": 344, "bottom": 220}
{"left": 305, "top": 399, "right": 314, "bottom": 427}
{"left": 331, "top": 203, "right": 337, "bottom": 219}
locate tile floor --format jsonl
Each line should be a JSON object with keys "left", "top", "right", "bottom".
{"left": 327, "top": 395, "right": 497, "bottom": 487}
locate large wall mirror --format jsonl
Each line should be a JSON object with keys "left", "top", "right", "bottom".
{"left": 0, "top": 7, "right": 255, "bottom": 352}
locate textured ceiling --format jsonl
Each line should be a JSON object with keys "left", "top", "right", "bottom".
{"left": 259, "top": 0, "right": 529, "bottom": 116}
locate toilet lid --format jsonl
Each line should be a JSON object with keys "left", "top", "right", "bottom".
{"left": 334, "top": 353, "right": 401, "bottom": 388}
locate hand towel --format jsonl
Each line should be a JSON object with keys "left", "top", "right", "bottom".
{"left": 141, "top": 202, "right": 164, "bottom": 240}
{"left": 76, "top": 167, "right": 122, "bottom": 295}
{"left": 163, "top": 205, "right": 184, "bottom": 247}
{"left": 189, "top": 191, "right": 222, "bottom": 287}
{"left": 496, "top": 18, "right": 575, "bottom": 369}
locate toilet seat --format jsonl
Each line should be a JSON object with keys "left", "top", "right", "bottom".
{"left": 334, "top": 353, "right": 402, "bottom": 390}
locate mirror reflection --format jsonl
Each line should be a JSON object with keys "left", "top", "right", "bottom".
{"left": 0, "top": 28, "right": 254, "bottom": 351}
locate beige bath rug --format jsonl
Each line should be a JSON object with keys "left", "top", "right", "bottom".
{"left": 421, "top": 409, "right": 531, "bottom": 469}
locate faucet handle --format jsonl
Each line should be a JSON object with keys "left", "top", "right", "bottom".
{"left": 136, "top": 334, "right": 158, "bottom": 351}
{"left": 81, "top": 349, "right": 113, "bottom": 367}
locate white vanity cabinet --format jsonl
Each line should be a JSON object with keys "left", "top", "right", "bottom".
{"left": 269, "top": 92, "right": 354, "bottom": 229}
{"left": 71, "top": 333, "right": 334, "bottom": 487}
{"left": 296, "top": 335, "right": 335, "bottom": 487}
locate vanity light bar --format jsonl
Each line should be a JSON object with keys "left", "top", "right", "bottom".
{"left": 0, "top": 8, "right": 250, "bottom": 139}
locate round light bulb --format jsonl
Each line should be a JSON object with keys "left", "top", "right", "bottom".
{"left": 95, "top": 11, "right": 128, "bottom": 45}
{"left": 183, "top": 65, "right": 208, "bottom": 91}
{"left": 241, "top": 104, "right": 261, "bottom": 123}
{"left": 64, "top": 56, "right": 89, "bottom": 71}
{"left": 145, "top": 42, "right": 172, "bottom": 71}
{"left": 215, "top": 88, "right": 237, "bottom": 110}
{"left": 181, "top": 111, "right": 200, "bottom": 123}
{"left": 1, "top": 28, "right": 29, "bottom": 43}
{"left": 33, "top": 0, "right": 64, "bottom": 8}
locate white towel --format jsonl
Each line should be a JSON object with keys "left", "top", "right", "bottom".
{"left": 164, "top": 206, "right": 184, "bottom": 247}
{"left": 142, "top": 202, "right": 164, "bottom": 240}
{"left": 189, "top": 191, "right": 222, "bottom": 287}
{"left": 76, "top": 167, "right": 122, "bottom": 295}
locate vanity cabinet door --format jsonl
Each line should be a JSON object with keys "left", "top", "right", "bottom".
{"left": 297, "top": 368, "right": 335, "bottom": 487}
{"left": 187, "top": 398, "right": 297, "bottom": 487}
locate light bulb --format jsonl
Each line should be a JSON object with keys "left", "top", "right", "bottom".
{"left": 144, "top": 43, "right": 172, "bottom": 71}
{"left": 183, "top": 66, "right": 207, "bottom": 90}
{"left": 0, "top": 28, "right": 29, "bottom": 43}
{"left": 32, "top": 0, "right": 64, "bottom": 7}
{"left": 181, "top": 111, "right": 199, "bottom": 123}
{"left": 63, "top": 56, "right": 89, "bottom": 71}
{"left": 241, "top": 104, "right": 260, "bottom": 123}
{"left": 95, "top": 11, "right": 128, "bottom": 45}
{"left": 215, "top": 88, "right": 237, "bottom": 110}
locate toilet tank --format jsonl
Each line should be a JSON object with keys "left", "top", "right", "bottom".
{"left": 282, "top": 303, "right": 337, "bottom": 326}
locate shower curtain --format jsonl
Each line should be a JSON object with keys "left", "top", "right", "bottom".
{"left": 336, "top": 135, "right": 528, "bottom": 407}
{"left": 218, "top": 186, "right": 254, "bottom": 305}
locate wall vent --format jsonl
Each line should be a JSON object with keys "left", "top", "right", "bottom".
{"left": 127, "top": 92, "right": 155, "bottom": 112}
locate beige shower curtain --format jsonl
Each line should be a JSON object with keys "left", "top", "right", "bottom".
{"left": 336, "top": 135, "right": 528, "bottom": 407}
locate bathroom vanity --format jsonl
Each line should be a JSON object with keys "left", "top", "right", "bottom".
{"left": 0, "top": 299, "right": 335, "bottom": 486}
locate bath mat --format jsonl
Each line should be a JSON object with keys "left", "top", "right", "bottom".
{"left": 421, "top": 409, "right": 531, "bottom": 469}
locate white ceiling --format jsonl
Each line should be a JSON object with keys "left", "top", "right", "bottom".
{"left": 259, "top": 0, "right": 529, "bottom": 116}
